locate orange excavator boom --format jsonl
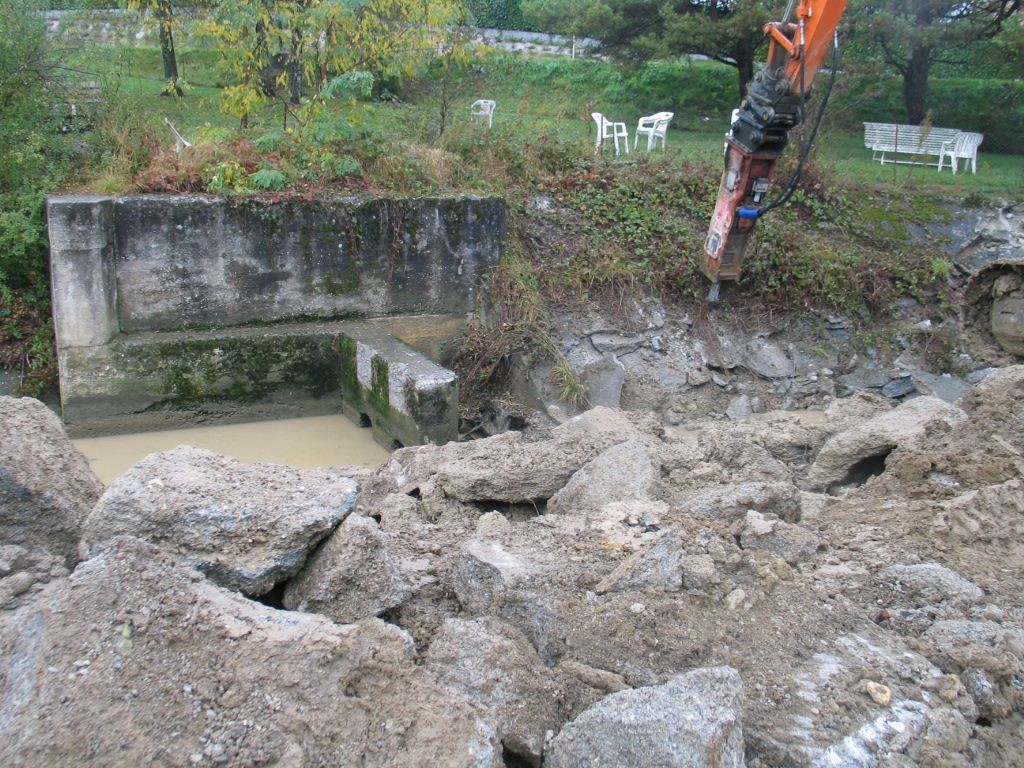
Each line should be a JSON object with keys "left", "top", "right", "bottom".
{"left": 702, "top": 0, "right": 848, "bottom": 292}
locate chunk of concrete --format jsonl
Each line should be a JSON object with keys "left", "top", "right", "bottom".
{"left": 595, "top": 529, "right": 684, "bottom": 594}
{"left": 737, "top": 511, "right": 821, "bottom": 565}
{"left": 451, "top": 539, "right": 570, "bottom": 663}
{"left": 0, "top": 536, "right": 501, "bottom": 767}
{"left": 677, "top": 481, "right": 801, "bottom": 523}
{"left": 283, "top": 514, "right": 410, "bottom": 623}
{"left": 339, "top": 322, "right": 458, "bottom": 447}
{"left": 807, "top": 397, "right": 966, "bottom": 492}
{"left": 922, "top": 620, "right": 1024, "bottom": 678}
{"left": 881, "top": 563, "right": 985, "bottom": 607}
{"left": 547, "top": 439, "right": 661, "bottom": 516}
{"left": 545, "top": 666, "right": 745, "bottom": 768}
{"left": 81, "top": 446, "right": 356, "bottom": 595}
{"left": 0, "top": 396, "right": 103, "bottom": 566}
{"left": 426, "top": 617, "right": 593, "bottom": 766}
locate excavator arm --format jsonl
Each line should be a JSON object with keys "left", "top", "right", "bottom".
{"left": 702, "top": 0, "right": 848, "bottom": 290}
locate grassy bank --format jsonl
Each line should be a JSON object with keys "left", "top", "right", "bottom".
{"left": 3, "top": 38, "right": 1018, "bottom": 399}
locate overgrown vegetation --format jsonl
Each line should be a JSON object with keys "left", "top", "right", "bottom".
{"left": 2, "top": 2, "right": 1022, "bottom": 404}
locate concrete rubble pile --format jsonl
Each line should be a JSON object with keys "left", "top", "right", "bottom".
{"left": 1, "top": 366, "right": 1023, "bottom": 766}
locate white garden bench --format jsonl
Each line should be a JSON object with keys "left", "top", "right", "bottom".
{"left": 863, "top": 122, "right": 982, "bottom": 173}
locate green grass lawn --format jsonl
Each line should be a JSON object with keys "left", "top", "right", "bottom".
{"left": 64, "top": 43, "right": 1024, "bottom": 200}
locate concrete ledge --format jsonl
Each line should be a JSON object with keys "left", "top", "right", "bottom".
{"left": 59, "top": 317, "right": 461, "bottom": 442}
{"left": 339, "top": 324, "right": 459, "bottom": 448}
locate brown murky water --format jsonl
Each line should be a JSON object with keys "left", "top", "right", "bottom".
{"left": 73, "top": 415, "right": 391, "bottom": 484}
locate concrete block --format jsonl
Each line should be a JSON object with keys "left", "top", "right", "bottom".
{"left": 47, "top": 195, "right": 119, "bottom": 348}
{"left": 338, "top": 323, "right": 458, "bottom": 447}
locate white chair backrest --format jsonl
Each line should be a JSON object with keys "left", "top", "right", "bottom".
{"left": 956, "top": 131, "right": 983, "bottom": 156}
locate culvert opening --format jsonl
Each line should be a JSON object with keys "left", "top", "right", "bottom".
{"left": 392, "top": 439, "right": 404, "bottom": 450}
{"left": 470, "top": 498, "right": 547, "bottom": 522}
{"left": 828, "top": 448, "right": 893, "bottom": 494}
{"left": 358, "top": 413, "right": 372, "bottom": 428}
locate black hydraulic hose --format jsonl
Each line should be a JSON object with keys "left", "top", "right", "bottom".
{"left": 758, "top": 32, "right": 840, "bottom": 217}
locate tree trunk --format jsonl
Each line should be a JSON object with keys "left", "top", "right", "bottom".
{"left": 736, "top": 46, "right": 755, "bottom": 101}
{"left": 157, "top": 2, "right": 181, "bottom": 96}
{"left": 289, "top": 27, "right": 303, "bottom": 105}
{"left": 902, "top": 45, "right": 931, "bottom": 124}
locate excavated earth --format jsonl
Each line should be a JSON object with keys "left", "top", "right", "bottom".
{"left": 2, "top": 359, "right": 1024, "bottom": 767}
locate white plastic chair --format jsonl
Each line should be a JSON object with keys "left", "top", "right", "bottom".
{"left": 470, "top": 99, "right": 496, "bottom": 128}
{"left": 634, "top": 111, "right": 673, "bottom": 151}
{"left": 592, "top": 112, "right": 629, "bottom": 155}
{"left": 938, "top": 131, "right": 983, "bottom": 174}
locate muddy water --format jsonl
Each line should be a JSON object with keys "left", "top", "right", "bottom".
{"left": 73, "top": 415, "right": 391, "bottom": 484}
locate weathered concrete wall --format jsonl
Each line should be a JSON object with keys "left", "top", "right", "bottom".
{"left": 109, "top": 195, "right": 503, "bottom": 330}
{"left": 48, "top": 194, "right": 504, "bottom": 437}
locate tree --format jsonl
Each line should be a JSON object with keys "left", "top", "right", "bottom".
{"left": 523, "top": 0, "right": 781, "bottom": 100}
{"left": 125, "top": 1, "right": 185, "bottom": 96}
{"left": 200, "top": 0, "right": 469, "bottom": 129}
{"left": 661, "top": 0, "right": 778, "bottom": 99}
{"left": 0, "top": 0, "right": 68, "bottom": 291}
{"left": 848, "top": 0, "right": 1022, "bottom": 123}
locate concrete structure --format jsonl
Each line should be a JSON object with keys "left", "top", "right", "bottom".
{"left": 48, "top": 194, "right": 504, "bottom": 440}
{"left": 339, "top": 324, "right": 458, "bottom": 449}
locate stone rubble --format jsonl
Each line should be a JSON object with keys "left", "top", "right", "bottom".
{"left": 1, "top": 367, "right": 1024, "bottom": 766}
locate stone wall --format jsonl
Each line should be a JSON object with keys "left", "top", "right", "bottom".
{"left": 47, "top": 194, "right": 504, "bottom": 435}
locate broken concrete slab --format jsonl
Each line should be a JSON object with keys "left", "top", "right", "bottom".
{"left": 283, "top": 513, "right": 410, "bottom": 623}
{"left": 545, "top": 666, "right": 744, "bottom": 768}
{"left": 0, "top": 396, "right": 103, "bottom": 566}
{"left": 0, "top": 536, "right": 501, "bottom": 767}
{"left": 807, "top": 396, "right": 967, "bottom": 492}
{"left": 81, "top": 446, "right": 356, "bottom": 595}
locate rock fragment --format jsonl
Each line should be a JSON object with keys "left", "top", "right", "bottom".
{"left": 426, "top": 617, "right": 593, "bottom": 766}
{"left": 807, "top": 396, "right": 967, "bottom": 492}
{"left": 736, "top": 511, "right": 821, "bottom": 565}
{"left": 881, "top": 563, "right": 985, "bottom": 607}
{"left": 545, "top": 666, "right": 744, "bottom": 768}
{"left": 0, "top": 396, "right": 103, "bottom": 566}
{"left": 0, "top": 537, "right": 500, "bottom": 768}
{"left": 547, "top": 439, "right": 661, "bottom": 515}
{"left": 676, "top": 481, "right": 801, "bottom": 523}
{"left": 82, "top": 446, "right": 356, "bottom": 595}
{"left": 451, "top": 539, "right": 569, "bottom": 663}
{"left": 284, "top": 514, "right": 409, "bottom": 623}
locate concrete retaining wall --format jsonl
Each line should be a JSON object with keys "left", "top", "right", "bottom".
{"left": 48, "top": 194, "right": 504, "bottom": 438}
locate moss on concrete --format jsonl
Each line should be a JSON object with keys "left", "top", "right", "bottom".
{"left": 109, "top": 334, "right": 342, "bottom": 410}
{"left": 369, "top": 356, "right": 390, "bottom": 414}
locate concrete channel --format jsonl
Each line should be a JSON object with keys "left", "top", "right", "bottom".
{"left": 47, "top": 193, "right": 505, "bottom": 445}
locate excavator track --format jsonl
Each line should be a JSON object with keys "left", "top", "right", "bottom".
{"left": 960, "top": 258, "right": 1024, "bottom": 365}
